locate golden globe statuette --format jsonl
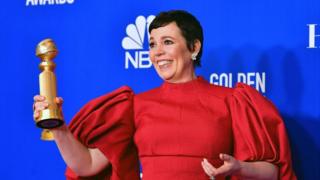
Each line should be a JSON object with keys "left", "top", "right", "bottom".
{"left": 35, "top": 39, "right": 64, "bottom": 140}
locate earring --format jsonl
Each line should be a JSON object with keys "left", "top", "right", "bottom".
{"left": 191, "top": 53, "right": 197, "bottom": 61}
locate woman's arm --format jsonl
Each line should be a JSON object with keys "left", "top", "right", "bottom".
{"left": 33, "top": 95, "right": 109, "bottom": 177}
{"left": 52, "top": 125, "right": 109, "bottom": 176}
{"left": 237, "top": 160, "right": 278, "bottom": 180}
{"left": 201, "top": 153, "right": 278, "bottom": 180}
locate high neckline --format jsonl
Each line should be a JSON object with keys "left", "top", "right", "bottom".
{"left": 161, "top": 76, "right": 206, "bottom": 91}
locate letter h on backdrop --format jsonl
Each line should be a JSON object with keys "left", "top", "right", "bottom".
{"left": 307, "top": 24, "right": 320, "bottom": 48}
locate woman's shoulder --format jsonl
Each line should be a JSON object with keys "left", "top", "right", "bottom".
{"left": 198, "top": 80, "right": 269, "bottom": 105}
{"left": 197, "top": 79, "right": 234, "bottom": 100}
{"left": 201, "top": 81, "right": 265, "bottom": 98}
{"left": 134, "top": 86, "right": 162, "bottom": 100}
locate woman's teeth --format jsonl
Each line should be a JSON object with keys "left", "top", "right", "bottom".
{"left": 158, "top": 60, "right": 171, "bottom": 66}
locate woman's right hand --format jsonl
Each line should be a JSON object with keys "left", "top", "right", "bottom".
{"left": 33, "top": 95, "right": 110, "bottom": 176}
{"left": 33, "top": 95, "right": 64, "bottom": 120}
{"left": 33, "top": 95, "right": 109, "bottom": 176}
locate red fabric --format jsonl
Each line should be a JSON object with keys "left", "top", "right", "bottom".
{"left": 228, "top": 83, "right": 296, "bottom": 180}
{"left": 134, "top": 77, "right": 296, "bottom": 180}
{"left": 65, "top": 86, "right": 139, "bottom": 180}
{"left": 64, "top": 77, "right": 296, "bottom": 179}
{"left": 134, "top": 77, "right": 233, "bottom": 180}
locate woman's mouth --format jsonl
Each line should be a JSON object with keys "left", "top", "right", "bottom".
{"left": 157, "top": 60, "right": 173, "bottom": 70}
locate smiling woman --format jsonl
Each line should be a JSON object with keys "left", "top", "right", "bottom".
{"left": 135, "top": 10, "right": 296, "bottom": 180}
{"left": 33, "top": 10, "right": 297, "bottom": 180}
{"left": 149, "top": 22, "right": 200, "bottom": 83}
{"left": 148, "top": 11, "right": 203, "bottom": 83}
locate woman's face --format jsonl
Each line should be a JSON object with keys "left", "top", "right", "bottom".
{"left": 149, "top": 22, "right": 197, "bottom": 83}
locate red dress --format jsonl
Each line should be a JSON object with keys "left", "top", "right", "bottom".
{"left": 65, "top": 86, "right": 140, "bottom": 180}
{"left": 65, "top": 77, "right": 296, "bottom": 179}
{"left": 134, "top": 77, "right": 296, "bottom": 180}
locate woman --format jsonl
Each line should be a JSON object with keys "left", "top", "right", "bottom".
{"left": 33, "top": 10, "right": 296, "bottom": 180}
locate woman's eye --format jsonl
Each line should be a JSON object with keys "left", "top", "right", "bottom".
{"left": 164, "top": 40, "right": 173, "bottom": 45}
{"left": 149, "top": 42, "right": 155, "bottom": 48}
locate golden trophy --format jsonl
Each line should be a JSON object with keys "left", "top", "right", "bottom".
{"left": 35, "top": 39, "right": 64, "bottom": 140}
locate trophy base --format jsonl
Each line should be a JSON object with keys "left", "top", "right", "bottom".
{"left": 36, "top": 119, "right": 64, "bottom": 129}
{"left": 41, "top": 129, "right": 55, "bottom": 141}
{"left": 35, "top": 108, "right": 64, "bottom": 129}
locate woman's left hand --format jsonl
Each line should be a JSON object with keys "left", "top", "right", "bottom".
{"left": 201, "top": 153, "right": 241, "bottom": 178}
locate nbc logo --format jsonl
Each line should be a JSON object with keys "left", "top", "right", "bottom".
{"left": 122, "top": 15, "right": 155, "bottom": 69}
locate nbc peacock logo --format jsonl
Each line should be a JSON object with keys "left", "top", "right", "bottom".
{"left": 122, "top": 15, "right": 155, "bottom": 69}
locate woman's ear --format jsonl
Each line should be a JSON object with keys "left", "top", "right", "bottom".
{"left": 193, "top": 39, "right": 201, "bottom": 55}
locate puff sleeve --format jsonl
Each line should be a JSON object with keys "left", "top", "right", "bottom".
{"left": 65, "top": 86, "right": 140, "bottom": 180}
{"left": 227, "top": 83, "right": 296, "bottom": 180}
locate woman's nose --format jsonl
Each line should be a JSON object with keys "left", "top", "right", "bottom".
{"left": 154, "top": 44, "right": 165, "bottom": 57}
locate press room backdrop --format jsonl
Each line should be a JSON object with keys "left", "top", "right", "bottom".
{"left": 0, "top": 0, "right": 319, "bottom": 179}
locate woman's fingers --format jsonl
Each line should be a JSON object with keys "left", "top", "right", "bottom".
{"left": 55, "top": 97, "right": 63, "bottom": 105}
{"left": 33, "top": 95, "right": 46, "bottom": 109}
{"left": 220, "top": 153, "right": 232, "bottom": 162}
{"left": 201, "top": 158, "right": 217, "bottom": 176}
{"left": 203, "top": 159, "right": 216, "bottom": 171}
{"left": 214, "top": 163, "right": 232, "bottom": 176}
{"left": 201, "top": 154, "right": 239, "bottom": 177}
{"left": 33, "top": 111, "right": 40, "bottom": 119}
{"left": 34, "top": 95, "right": 63, "bottom": 104}
{"left": 216, "top": 154, "right": 241, "bottom": 176}
{"left": 55, "top": 97, "right": 64, "bottom": 116}
{"left": 33, "top": 102, "right": 48, "bottom": 120}
{"left": 33, "top": 96, "right": 63, "bottom": 111}
{"left": 33, "top": 95, "right": 45, "bottom": 102}
{"left": 33, "top": 95, "right": 64, "bottom": 120}
{"left": 34, "top": 101, "right": 49, "bottom": 111}
{"left": 201, "top": 161, "right": 211, "bottom": 175}
{"left": 202, "top": 160, "right": 212, "bottom": 174}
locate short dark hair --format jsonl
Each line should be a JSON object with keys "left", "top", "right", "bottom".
{"left": 149, "top": 10, "right": 204, "bottom": 67}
